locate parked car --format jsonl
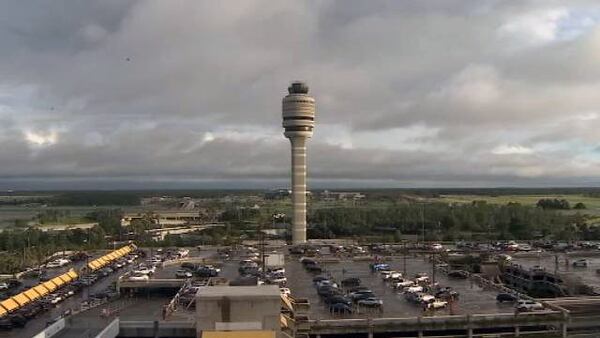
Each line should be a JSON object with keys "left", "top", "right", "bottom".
{"left": 427, "top": 300, "right": 448, "bottom": 309}
{"left": 329, "top": 303, "right": 353, "bottom": 314}
{"left": 431, "top": 243, "right": 443, "bottom": 251}
{"left": 496, "top": 293, "right": 518, "bottom": 303}
{"left": 197, "top": 266, "right": 219, "bottom": 277}
{"left": 516, "top": 300, "right": 544, "bottom": 312}
{"left": 175, "top": 270, "right": 193, "bottom": 278}
{"left": 349, "top": 291, "right": 375, "bottom": 302}
{"left": 46, "top": 258, "right": 70, "bottom": 268}
{"left": 134, "top": 265, "right": 156, "bottom": 275}
{"left": 128, "top": 274, "right": 150, "bottom": 281}
{"left": 280, "top": 288, "right": 291, "bottom": 296}
{"left": 312, "top": 276, "right": 329, "bottom": 284}
{"left": 357, "top": 297, "right": 383, "bottom": 307}
{"left": 573, "top": 259, "right": 588, "bottom": 268}
{"left": 393, "top": 280, "right": 415, "bottom": 289}
{"left": 324, "top": 295, "right": 352, "bottom": 306}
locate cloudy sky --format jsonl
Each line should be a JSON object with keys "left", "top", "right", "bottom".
{"left": 1, "top": 0, "right": 600, "bottom": 190}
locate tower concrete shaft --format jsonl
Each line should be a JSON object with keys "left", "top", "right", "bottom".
{"left": 282, "top": 82, "right": 315, "bottom": 245}
{"left": 290, "top": 136, "right": 307, "bottom": 243}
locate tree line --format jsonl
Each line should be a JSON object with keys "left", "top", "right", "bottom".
{"left": 307, "top": 201, "right": 581, "bottom": 241}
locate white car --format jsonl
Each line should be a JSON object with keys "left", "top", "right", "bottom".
{"left": 380, "top": 271, "right": 393, "bottom": 280}
{"left": 49, "top": 295, "right": 63, "bottom": 304}
{"left": 390, "top": 272, "right": 402, "bottom": 280}
{"left": 128, "top": 274, "right": 150, "bottom": 281}
{"left": 134, "top": 266, "right": 155, "bottom": 275}
{"left": 405, "top": 286, "right": 424, "bottom": 293}
{"left": 415, "top": 276, "right": 430, "bottom": 283}
{"left": 46, "top": 258, "right": 70, "bottom": 268}
{"left": 269, "top": 268, "right": 285, "bottom": 274}
{"left": 418, "top": 294, "right": 436, "bottom": 304}
{"left": 516, "top": 300, "right": 544, "bottom": 312}
{"left": 0, "top": 282, "right": 8, "bottom": 290}
{"left": 427, "top": 300, "right": 448, "bottom": 309}
{"left": 394, "top": 280, "right": 414, "bottom": 289}
{"left": 431, "top": 243, "right": 443, "bottom": 251}
{"left": 269, "top": 276, "right": 287, "bottom": 284}
{"left": 177, "top": 249, "right": 190, "bottom": 258}
{"left": 316, "top": 280, "right": 337, "bottom": 288}
{"left": 280, "top": 288, "right": 291, "bottom": 296}
{"left": 175, "top": 270, "right": 193, "bottom": 278}
{"left": 205, "top": 265, "right": 221, "bottom": 273}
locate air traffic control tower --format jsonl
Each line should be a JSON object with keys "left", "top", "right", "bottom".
{"left": 282, "top": 81, "right": 315, "bottom": 245}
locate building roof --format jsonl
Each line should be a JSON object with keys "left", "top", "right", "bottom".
{"left": 196, "top": 285, "right": 280, "bottom": 300}
{"left": 202, "top": 331, "right": 275, "bottom": 338}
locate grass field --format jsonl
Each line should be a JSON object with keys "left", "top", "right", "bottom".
{"left": 431, "top": 194, "right": 600, "bottom": 215}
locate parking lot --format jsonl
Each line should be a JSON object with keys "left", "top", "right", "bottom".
{"left": 152, "top": 247, "right": 521, "bottom": 319}
{"left": 0, "top": 247, "right": 141, "bottom": 338}
{"left": 283, "top": 255, "right": 514, "bottom": 319}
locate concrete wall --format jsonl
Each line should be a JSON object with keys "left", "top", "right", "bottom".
{"left": 196, "top": 286, "right": 281, "bottom": 337}
{"left": 95, "top": 318, "right": 119, "bottom": 338}
{"left": 32, "top": 318, "right": 65, "bottom": 338}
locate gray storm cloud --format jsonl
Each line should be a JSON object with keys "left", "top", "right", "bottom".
{"left": 1, "top": 0, "right": 600, "bottom": 189}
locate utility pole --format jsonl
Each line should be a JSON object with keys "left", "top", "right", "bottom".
{"left": 260, "top": 223, "right": 266, "bottom": 279}
{"left": 431, "top": 251, "right": 436, "bottom": 286}
{"left": 421, "top": 204, "right": 426, "bottom": 245}
{"left": 403, "top": 240, "right": 407, "bottom": 276}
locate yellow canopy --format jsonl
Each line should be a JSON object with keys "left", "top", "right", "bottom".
{"left": 23, "top": 288, "right": 42, "bottom": 301}
{"left": 50, "top": 276, "right": 65, "bottom": 288}
{"left": 96, "top": 257, "right": 108, "bottom": 267}
{"left": 67, "top": 270, "right": 78, "bottom": 279}
{"left": 33, "top": 285, "right": 50, "bottom": 297}
{"left": 42, "top": 280, "right": 58, "bottom": 292}
{"left": 0, "top": 305, "right": 7, "bottom": 317}
{"left": 58, "top": 273, "right": 72, "bottom": 283}
{"left": 105, "top": 252, "right": 117, "bottom": 261}
{"left": 12, "top": 293, "right": 31, "bottom": 306}
{"left": 0, "top": 299, "right": 19, "bottom": 312}
{"left": 88, "top": 260, "right": 101, "bottom": 270}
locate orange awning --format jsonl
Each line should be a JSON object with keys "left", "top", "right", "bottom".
{"left": 0, "top": 299, "right": 19, "bottom": 312}
{"left": 33, "top": 285, "right": 50, "bottom": 297}
{"left": 11, "top": 293, "right": 31, "bottom": 306}
{"left": 42, "top": 280, "right": 58, "bottom": 292}
{"left": 58, "top": 274, "right": 72, "bottom": 283}
{"left": 88, "top": 260, "right": 101, "bottom": 270}
{"left": 0, "top": 305, "right": 7, "bottom": 317}
{"left": 50, "top": 277, "right": 65, "bottom": 288}
{"left": 23, "top": 288, "right": 42, "bottom": 301}
{"left": 96, "top": 257, "right": 108, "bottom": 267}
{"left": 67, "top": 270, "right": 78, "bottom": 279}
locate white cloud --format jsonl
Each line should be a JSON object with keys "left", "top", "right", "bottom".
{"left": 1, "top": 1, "right": 600, "bottom": 188}
{"left": 23, "top": 130, "right": 58, "bottom": 147}
{"left": 499, "top": 8, "right": 569, "bottom": 46}
{"left": 491, "top": 144, "right": 535, "bottom": 155}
